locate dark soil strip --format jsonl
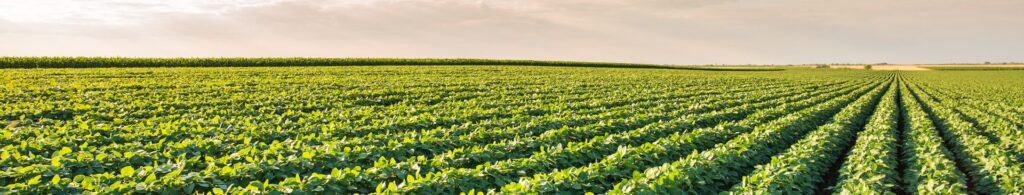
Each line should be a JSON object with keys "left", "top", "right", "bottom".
{"left": 893, "top": 80, "right": 910, "bottom": 195}
{"left": 815, "top": 137, "right": 859, "bottom": 195}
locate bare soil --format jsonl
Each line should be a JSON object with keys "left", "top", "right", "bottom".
{"left": 831, "top": 65, "right": 929, "bottom": 71}
{"left": 829, "top": 64, "right": 1024, "bottom": 71}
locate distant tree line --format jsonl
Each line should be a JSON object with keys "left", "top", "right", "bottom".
{"left": 0, "top": 57, "right": 785, "bottom": 71}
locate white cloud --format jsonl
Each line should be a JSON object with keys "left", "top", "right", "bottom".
{"left": 0, "top": 0, "right": 281, "bottom": 24}
{"left": 1, "top": 0, "right": 1022, "bottom": 64}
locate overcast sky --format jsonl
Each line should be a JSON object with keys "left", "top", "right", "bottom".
{"left": 1, "top": 0, "right": 1021, "bottom": 64}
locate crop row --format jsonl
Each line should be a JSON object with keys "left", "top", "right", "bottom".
{"left": 609, "top": 75, "right": 887, "bottom": 194}
{"left": 4, "top": 66, "right": 1021, "bottom": 194}
{"left": 907, "top": 82, "right": 1024, "bottom": 161}
{"left": 896, "top": 78, "right": 969, "bottom": 194}
{"left": 170, "top": 78, "right": 858, "bottom": 193}
{"left": 1, "top": 66, "right": 835, "bottom": 194}
{"left": 903, "top": 80, "right": 1024, "bottom": 194}
{"left": 406, "top": 78, "right": 871, "bottom": 193}
{"left": 831, "top": 77, "right": 901, "bottom": 194}
{"left": 728, "top": 76, "right": 895, "bottom": 194}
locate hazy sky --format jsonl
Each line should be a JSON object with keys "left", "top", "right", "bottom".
{"left": 1, "top": 0, "right": 1022, "bottom": 64}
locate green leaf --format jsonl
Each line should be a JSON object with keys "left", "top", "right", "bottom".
{"left": 81, "top": 176, "right": 95, "bottom": 190}
{"left": 375, "top": 182, "right": 386, "bottom": 192}
{"left": 51, "top": 156, "right": 63, "bottom": 167}
{"left": 220, "top": 166, "right": 237, "bottom": 176}
{"left": 56, "top": 147, "right": 73, "bottom": 157}
{"left": 165, "top": 169, "right": 183, "bottom": 178}
{"left": 145, "top": 173, "right": 157, "bottom": 183}
{"left": 121, "top": 166, "right": 135, "bottom": 177}
{"left": 388, "top": 182, "right": 398, "bottom": 191}
{"left": 26, "top": 175, "right": 42, "bottom": 185}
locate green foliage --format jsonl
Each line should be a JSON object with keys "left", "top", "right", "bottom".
{"left": 610, "top": 76, "right": 889, "bottom": 194}
{"left": 833, "top": 82, "right": 901, "bottom": 194}
{"left": 896, "top": 79, "right": 969, "bottom": 194}
{"left": 903, "top": 79, "right": 1024, "bottom": 194}
{"left": 504, "top": 79, "right": 883, "bottom": 194}
{"left": 728, "top": 80, "right": 895, "bottom": 194}
{"left": 0, "top": 64, "right": 1021, "bottom": 194}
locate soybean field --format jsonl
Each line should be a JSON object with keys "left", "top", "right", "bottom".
{"left": 2, "top": 64, "right": 1023, "bottom": 194}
